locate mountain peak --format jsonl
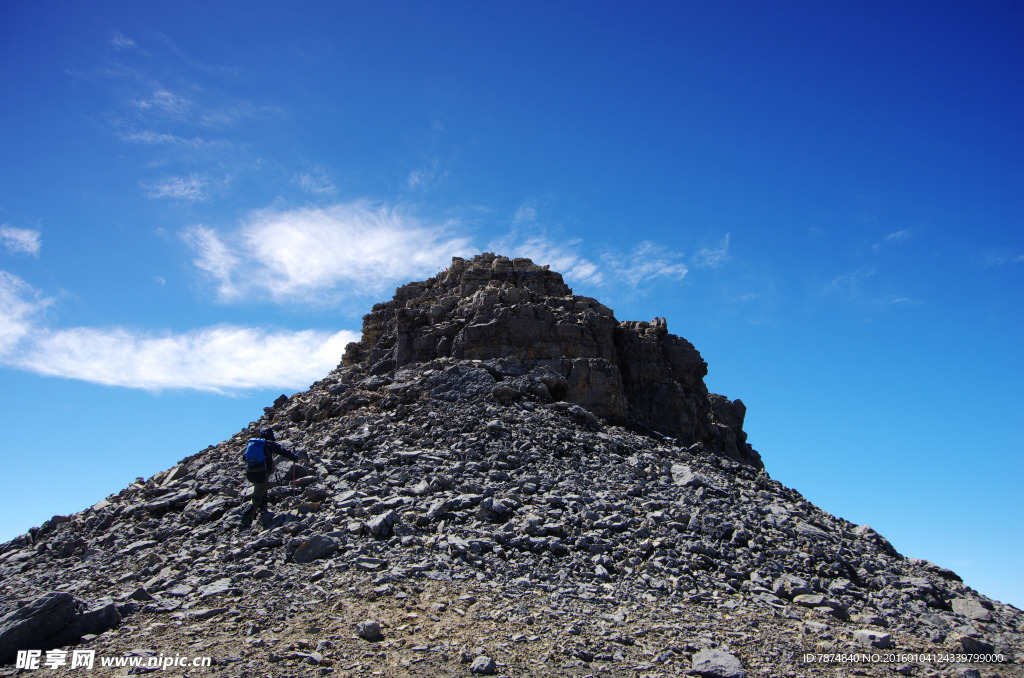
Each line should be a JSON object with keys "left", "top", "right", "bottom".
{"left": 3, "top": 253, "right": 1020, "bottom": 675}
{"left": 341, "top": 252, "right": 761, "bottom": 468}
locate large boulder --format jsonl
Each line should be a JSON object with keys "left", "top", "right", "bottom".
{"left": 0, "top": 592, "right": 120, "bottom": 664}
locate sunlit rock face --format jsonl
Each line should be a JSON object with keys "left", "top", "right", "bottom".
{"left": 342, "top": 252, "right": 761, "bottom": 468}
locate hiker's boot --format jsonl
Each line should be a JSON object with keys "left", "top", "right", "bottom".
{"left": 260, "top": 511, "right": 273, "bottom": 529}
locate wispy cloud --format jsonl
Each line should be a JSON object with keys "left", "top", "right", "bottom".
{"left": 603, "top": 241, "right": 689, "bottom": 287}
{"left": 872, "top": 229, "right": 913, "bottom": 253}
{"left": 0, "top": 227, "right": 42, "bottom": 257}
{"left": 692, "top": 234, "right": 731, "bottom": 269}
{"left": 133, "top": 88, "right": 192, "bottom": 119}
{"left": 826, "top": 267, "right": 876, "bottom": 297}
{"left": 976, "top": 248, "right": 1024, "bottom": 268}
{"left": 108, "top": 31, "right": 137, "bottom": 51}
{"left": 120, "top": 130, "right": 209, "bottom": 147}
{"left": 297, "top": 167, "right": 336, "bottom": 196}
{"left": 821, "top": 267, "right": 919, "bottom": 309}
{"left": 0, "top": 271, "right": 357, "bottom": 393}
{"left": 407, "top": 160, "right": 446, "bottom": 191}
{"left": 92, "top": 34, "right": 281, "bottom": 202}
{"left": 494, "top": 234, "right": 604, "bottom": 286}
{"left": 513, "top": 204, "right": 537, "bottom": 225}
{"left": 491, "top": 205, "right": 692, "bottom": 290}
{"left": 143, "top": 174, "right": 207, "bottom": 200}
{"left": 184, "top": 201, "right": 475, "bottom": 305}
{"left": 488, "top": 209, "right": 604, "bottom": 286}
{"left": 0, "top": 272, "right": 50, "bottom": 355}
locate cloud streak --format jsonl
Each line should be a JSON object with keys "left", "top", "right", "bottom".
{"left": 144, "top": 174, "right": 207, "bottom": 200}
{"left": 692, "top": 234, "right": 731, "bottom": 269}
{"left": 0, "top": 272, "right": 49, "bottom": 354}
{"left": 184, "top": 201, "right": 476, "bottom": 305}
{"left": 0, "top": 227, "right": 42, "bottom": 257}
{"left": 0, "top": 271, "right": 357, "bottom": 393}
{"left": 489, "top": 233, "right": 604, "bottom": 286}
{"left": 17, "top": 325, "right": 357, "bottom": 393}
{"left": 296, "top": 167, "right": 336, "bottom": 196}
{"left": 489, "top": 206, "right": 693, "bottom": 290}
{"left": 603, "top": 241, "right": 689, "bottom": 287}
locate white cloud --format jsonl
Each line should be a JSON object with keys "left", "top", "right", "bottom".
{"left": 490, "top": 215, "right": 691, "bottom": 290}
{"left": 488, "top": 232, "right": 604, "bottom": 286}
{"left": 0, "top": 272, "right": 49, "bottom": 355}
{"left": 513, "top": 204, "right": 537, "bottom": 225}
{"left": 604, "top": 241, "right": 689, "bottom": 287}
{"left": 109, "top": 31, "right": 137, "bottom": 50}
{"left": 144, "top": 174, "right": 206, "bottom": 200}
{"left": 15, "top": 325, "right": 357, "bottom": 393}
{"left": 0, "top": 270, "right": 358, "bottom": 393}
{"left": 407, "top": 170, "right": 428, "bottom": 189}
{"left": 0, "top": 226, "right": 42, "bottom": 256}
{"left": 182, "top": 225, "right": 242, "bottom": 298}
{"left": 134, "top": 88, "right": 192, "bottom": 119}
{"left": 120, "top": 130, "right": 206, "bottom": 147}
{"left": 884, "top": 229, "right": 912, "bottom": 243}
{"left": 692, "top": 233, "right": 731, "bottom": 269}
{"left": 184, "top": 201, "right": 475, "bottom": 305}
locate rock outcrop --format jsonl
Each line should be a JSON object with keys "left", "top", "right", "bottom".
{"left": 342, "top": 253, "right": 760, "bottom": 467}
{"left": 0, "top": 253, "right": 1019, "bottom": 677}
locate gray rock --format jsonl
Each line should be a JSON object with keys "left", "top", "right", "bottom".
{"left": 428, "top": 365, "right": 496, "bottom": 401}
{"left": 49, "top": 601, "right": 120, "bottom": 647}
{"left": 0, "top": 592, "right": 80, "bottom": 663}
{"left": 671, "top": 464, "right": 710, "bottom": 488}
{"left": 853, "top": 613, "right": 888, "bottom": 628}
{"left": 794, "top": 521, "right": 831, "bottom": 540}
{"left": 121, "top": 539, "right": 158, "bottom": 556}
{"left": 951, "top": 598, "right": 993, "bottom": 622}
{"left": 690, "top": 648, "right": 747, "bottom": 678}
{"left": 853, "top": 524, "right": 899, "bottom": 557}
{"left": 198, "top": 577, "right": 240, "bottom": 598}
{"left": 187, "top": 607, "right": 228, "bottom": 621}
{"left": 950, "top": 632, "right": 994, "bottom": 653}
{"left": 852, "top": 629, "right": 893, "bottom": 649}
{"left": 772, "top": 574, "right": 811, "bottom": 600}
{"left": 356, "top": 619, "right": 383, "bottom": 641}
{"left": 366, "top": 510, "right": 397, "bottom": 539}
{"left": 293, "top": 535, "right": 339, "bottom": 563}
{"left": 126, "top": 586, "right": 154, "bottom": 602}
{"left": 469, "top": 654, "right": 497, "bottom": 675}
{"left": 793, "top": 593, "right": 825, "bottom": 607}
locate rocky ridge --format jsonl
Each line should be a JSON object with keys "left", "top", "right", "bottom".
{"left": 0, "top": 253, "right": 1020, "bottom": 678}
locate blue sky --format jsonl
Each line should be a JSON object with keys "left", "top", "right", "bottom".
{"left": 1, "top": 2, "right": 1021, "bottom": 607}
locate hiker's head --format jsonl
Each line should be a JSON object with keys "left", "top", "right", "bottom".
{"left": 259, "top": 427, "right": 275, "bottom": 441}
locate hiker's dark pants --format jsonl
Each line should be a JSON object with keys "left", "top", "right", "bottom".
{"left": 251, "top": 481, "right": 268, "bottom": 513}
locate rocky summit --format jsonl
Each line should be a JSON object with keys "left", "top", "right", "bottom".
{"left": 0, "top": 253, "right": 1020, "bottom": 678}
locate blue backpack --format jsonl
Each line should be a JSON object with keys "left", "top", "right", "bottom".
{"left": 244, "top": 438, "right": 269, "bottom": 473}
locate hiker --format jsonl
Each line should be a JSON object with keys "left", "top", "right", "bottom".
{"left": 242, "top": 427, "right": 300, "bottom": 526}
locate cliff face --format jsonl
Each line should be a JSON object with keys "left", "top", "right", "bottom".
{"left": 342, "top": 253, "right": 760, "bottom": 468}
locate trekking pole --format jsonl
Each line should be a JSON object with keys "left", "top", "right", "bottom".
{"left": 292, "top": 463, "right": 296, "bottom": 498}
